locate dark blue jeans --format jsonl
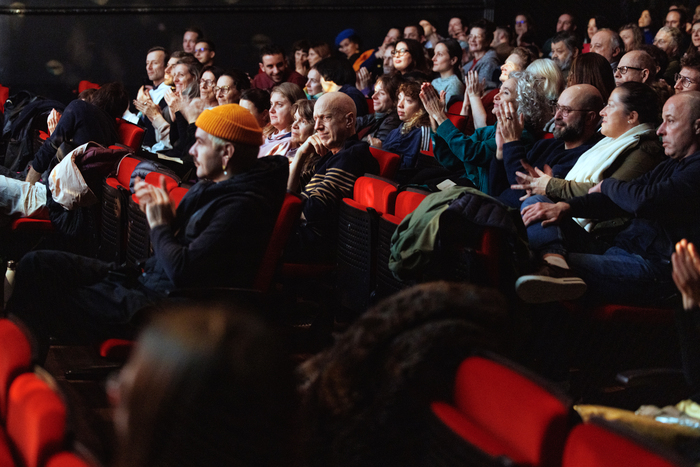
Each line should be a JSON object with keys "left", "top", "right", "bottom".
{"left": 522, "top": 195, "right": 676, "bottom": 305}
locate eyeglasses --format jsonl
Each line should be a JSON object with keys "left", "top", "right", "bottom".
{"left": 554, "top": 104, "right": 594, "bottom": 117}
{"left": 614, "top": 66, "right": 644, "bottom": 75}
{"left": 194, "top": 47, "right": 210, "bottom": 53}
{"left": 391, "top": 48, "right": 409, "bottom": 57}
{"left": 200, "top": 79, "right": 216, "bottom": 88}
{"left": 214, "top": 85, "right": 233, "bottom": 93}
{"left": 515, "top": 20, "right": 527, "bottom": 25}
{"left": 675, "top": 73, "right": 697, "bottom": 88}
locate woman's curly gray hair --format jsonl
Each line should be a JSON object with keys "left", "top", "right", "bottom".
{"left": 510, "top": 70, "right": 554, "bottom": 131}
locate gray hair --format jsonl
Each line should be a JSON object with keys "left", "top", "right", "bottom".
{"left": 526, "top": 59, "right": 564, "bottom": 102}
{"left": 658, "top": 26, "right": 682, "bottom": 50}
{"left": 510, "top": 70, "right": 554, "bottom": 131}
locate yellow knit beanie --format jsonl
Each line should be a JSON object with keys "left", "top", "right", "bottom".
{"left": 195, "top": 104, "right": 263, "bottom": 146}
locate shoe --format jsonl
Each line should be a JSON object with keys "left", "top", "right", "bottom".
{"left": 515, "top": 263, "right": 586, "bottom": 303}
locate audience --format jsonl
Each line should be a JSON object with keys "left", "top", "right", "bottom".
{"left": 391, "top": 38, "right": 430, "bottom": 80}
{"left": 240, "top": 88, "right": 271, "bottom": 129}
{"left": 356, "top": 73, "right": 401, "bottom": 144}
{"left": 463, "top": 19, "right": 501, "bottom": 91}
{"left": 215, "top": 69, "right": 250, "bottom": 105}
{"left": 251, "top": 44, "right": 306, "bottom": 92}
{"left": 430, "top": 38, "right": 465, "bottom": 107}
{"left": 199, "top": 65, "right": 224, "bottom": 108}
{"left": 259, "top": 82, "right": 306, "bottom": 157}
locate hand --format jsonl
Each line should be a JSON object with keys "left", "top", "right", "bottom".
{"left": 133, "top": 176, "right": 175, "bottom": 228}
{"left": 356, "top": 67, "right": 371, "bottom": 92}
{"left": 673, "top": 239, "right": 700, "bottom": 310}
{"left": 495, "top": 125, "right": 504, "bottom": 160}
{"left": 164, "top": 89, "right": 182, "bottom": 115}
{"left": 47, "top": 109, "right": 61, "bottom": 136}
{"left": 136, "top": 85, "right": 149, "bottom": 103}
{"left": 588, "top": 181, "right": 603, "bottom": 194}
{"left": 299, "top": 134, "right": 328, "bottom": 159}
{"left": 133, "top": 97, "right": 162, "bottom": 121}
{"left": 520, "top": 201, "right": 570, "bottom": 227}
{"left": 420, "top": 20, "right": 436, "bottom": 37}
{"left": 465, "top": 70, "right": 484, "bottom": 98}
{"left": 419, "top": 82, "right": 447, "bottom": 125}
{"left": 26, "top": 166, "right": 41, "bottom": 185}
{"left": 367, "top": 135, "right": 382, "bottom": 148}
{"left": 512, "top": 166, "right": 551, "bottom": 199}
{"left": 180, "top": 97, "right": 206, "bottom": 124}
{"left": 496, "top": 101, "right": 524, "bottom": 143}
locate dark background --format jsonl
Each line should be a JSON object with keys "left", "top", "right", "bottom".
{"left": 0, "top": 0, "right": 684, "bottom": 105}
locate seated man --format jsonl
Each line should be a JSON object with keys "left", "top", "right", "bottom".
{"left": 515, "top": 92, "right": 700, "bottom": 305}
{"left": 251, "top": 45, "right": 306, "bottom": 92}
{"left": 287, "top": 92, "right": 379, "bottom": 262}
{"left": 7, "top": 104, "right": 288, "bottom": 361}
{"left": 490, "top": 84, "right": 604, "bottom": 208}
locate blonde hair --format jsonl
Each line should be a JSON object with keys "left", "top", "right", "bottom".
{"left": 526, "top": 59, "right": 564, "bottom": 102}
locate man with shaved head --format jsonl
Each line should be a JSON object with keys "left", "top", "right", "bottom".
{"left": 287, "top": 92, "right": 380, "bottom": 262}
{"left": 591, "top": 28, "right": 624, "bottom": 69}
{"left": 614, "top": 50, "right": 656, "bottom": 86}
{"left": 515, "top": 91, "right": 700, "bottom": 305}
{"left": 492, "top": 84, "right": 604, "bottom": 208}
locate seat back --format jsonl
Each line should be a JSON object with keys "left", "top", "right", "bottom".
{"left": 446, "top": 355, "right": 571, "bottom": 466}
{"left": 393, "top": 189, "right": 429, "bottom": 220}
{"left": 369, "top": 147, "right": 401, "bottom": 180}
{"left": 7, "top": 373, "right": 66, "bottom": 467}
{"left": 353, "top": 175, "right": 398, "bottom": 214}
{"left": 0, "top": 319, "right": 32, "bottom": 421}
{"left": 446, "top": 113, "right": 469, "bottom": 134}
{"left": 45, "top": 452, "right": 93, "bottom": 467}
{"left": 366, "top": 97, "right": 374, "bottom": 114}
{"left": 447, "top": 100, "right": 463, "bottom": 114}
{"left": 77, "top": 81, "right": 100, "bottom": 93}
{"left": 253, "top": 192, "right": 303, "bottom": 293}
{"left": 563, "top": 420, "right": 693, "bottom": 467}
{"left": 0, "top": 84, "right": 9, "bottom": 113}
{"left": 116, "top": 119, "right": 145, "bottom": 152}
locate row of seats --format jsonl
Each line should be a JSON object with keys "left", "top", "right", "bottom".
{"left": 429, "top": 353, "right": 693, "bottom": 467}
{"left": 0, "top": 319, "right": 90, "bottom": 467}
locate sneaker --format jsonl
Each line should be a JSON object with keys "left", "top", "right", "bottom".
{"left": 515, "top": 263, "right": 587, "bottom": 303}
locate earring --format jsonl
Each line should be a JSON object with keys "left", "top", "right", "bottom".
{"left": 222, "top": 162, "right": 227, "bottom": 176}
{"left": 628, "top": 120, "right": 632, "bottom": 124}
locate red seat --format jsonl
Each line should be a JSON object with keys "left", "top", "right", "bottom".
{"left": 393, "top": 189, "right": 429, "bottom": 220}
{"left": 446, "top": 113, "right": 469, "bottom": 134}
{"left": 45, "top": 452, "right": 93, "bottom": 467}
{"left": 0, "top": 319, "right": 32, "bottom": 422}
{"left": 447, "top": 100, "right": 463, "bottom": 115}
{"left": 369, "top": 147, "right": 401, "bottom": 180}
{"left": 431, "top": 354, "right": 571, "bottom": 467}
{"left": 10, "top": 217, "right": 53, "bottom": 232}
{"left": 351, "top": 175, "right": 398, "bottom": 215}
{"left": 0, "top": 84, "right": 10, "bottom": 113}
{"left": 365, "top": 97, "right": 374, "bottom": 114}
{"left": 168, "top": 186, "right": 189, "bottom": 208}
{"left": 115, "top": 119, "right": 145, "bottom": 152}
{"left": 77, "top": 81, "right": 99, "bottom": 94}
{"left": 562, "top": 420, "right": 693, "bottom": 467}
{"left": 253, "top": 192, "right": 303, "bottom": 293}
{"left": 420, "top": 137, "right": 434, "bottom": 157}
{"left": 6, "top": 373, "right": 66, "bottom": 467}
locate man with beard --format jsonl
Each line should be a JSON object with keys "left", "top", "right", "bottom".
{"left": 550, "top": 32, "right": 579, "bottom": 81}
{"left": 614, "top": 50, "right": 656, "bottom": 86}
{"left": 489, "top": 84, "right": 604, "bottom": 207}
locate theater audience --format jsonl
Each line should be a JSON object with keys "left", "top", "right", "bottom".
{"left": 308, "top": 41, "right": 332, "bottom": 67}
{"left": 251, "top": 44, "right": 306, "bottom": 92}
{"left": 567, "top": 53, "right": 617, "bottom": 102}
{"left": 315, "top": 57, "right": 369, "bottom": 116}
{"left": 8, "top": 103, "right": 287, "bottom": 361}
{"left": 431, "top": 38, "right": 465, "bottom": 107}
{"left": 515, "top": 91, "right": 700, "bottom": 305}
{"left": 391, "top": 38, "right": 431, "bottom": 80}
{"left": 619, "top": 23, "right": 644, "bottom": 52}
{"left": 259, "top": 83, "right": 306, "bottom": 157}
{"left": 305, "top": 65, "right": 324, "bottom": 99}
{"left": 110, "top": 304, "right": 299, "bottom": 467}
{"left": 356, "top": 74, "right": 400, "bottom": 144}
{"left": 199, "top": 65, "right": 223, "bottom": 108}
{"left": 292, "top": 39, "right": 311, "bottom": 77}
{"left": 215, "top": 69, "right": 250, "bottom": 105}
{"left": 287, "top": 99, "right": 316, "bottom": 163}
{"left": 240, "top": 88, "right": 271, "bottom": 129}
{"left": 674, "top": 52, "right": 700, "bottom": 93}
{"left": 463, "top": 19, "right": 502, "bottom": 91}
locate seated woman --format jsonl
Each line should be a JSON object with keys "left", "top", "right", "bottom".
{"left": 512, "top": 82, "right": 664, "bottom": 231}
{"left": 287, "top": 99, "right": 316, "bottom": 162}
{"left": 199, "top": 65, "right": 224, "bottom": 108}
{"left": 567, "top": 53, "right": 616, "bottom": 103}
{"left": 356, "top": 74, "right": 401, "bottom": 144}
{"left": 215, "top": 69, "right": 250, "bottom": 106}
{"left": 392, "top": 38, "right": 431, "bottom": 81}
{"left": 258, "top": 82, "right": 306, "bottom": 158}
{"left": 240, "top": 88, "right": 271, "bottom": 129}
{"left": 110, "top": 304, "right": 299, "bottom": 467}
{"left": 431, "top": 38, "right": 465, "bottom": 108}
{"left": 526, "top": 59, "right": 565, "bottom": 132}
{"left": 463, "top": 19, "right": 502, "bottom": 92}
{"left": 462, "top": 47, "right": 533, "bottom": 132}
{"left": 420, "top": 71, "right": 550, "bottom": 193}
{"left": 373, "top": 80, "right": 432, "bottom": 183}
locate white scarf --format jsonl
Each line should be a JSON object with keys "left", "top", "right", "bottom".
{"left": 565, "top": 123, "right": 655, "bottom": 231}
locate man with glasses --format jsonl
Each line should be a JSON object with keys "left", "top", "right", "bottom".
{"left": 674, "top": 53, "right": 700, "bottom": 93}
{"left": 193, "top": 39, "right": 216, "bottom": 67}
{"left": 613, "top": 50, "right": 655, "bottom": 86}
{"left": 493, "top": 84, "right": 605, "bottom": 208}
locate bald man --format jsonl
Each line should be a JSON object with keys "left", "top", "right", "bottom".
{"left": 614, "top": 50, "right": 656, "bottom": 86}
{"left": 590, "top": 29, "right": 624, "bottom": 69}
{"left": 515, "top": 91, "right": 700, "bottom": 305}
{"left": 287, "top": 92, "right": 380, "bottom": 262}
{"left": 492, "top": 84, "right": 605, "bottom": 208}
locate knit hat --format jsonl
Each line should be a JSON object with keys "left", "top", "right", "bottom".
{"left": 335, "top": 28, "right": 357, "bottom": 48}
{"left": 195, "top": 104, "right": 263, "bottom": 146}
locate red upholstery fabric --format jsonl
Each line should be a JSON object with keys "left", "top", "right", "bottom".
{"left": 46, "top": 452, "right": 93, "bottom": 467}
{"left": 10, "top": 218, "right": 53, "bottom": 232}
{"left": 116, "top": 120, "right": 145, "bottom": 152}
{"left": 446, "top": 113, "right": 469, "bottom": 134}
{"left": 393, "top": 190, "right": 428, "bottom": 220}
{"left": 143, "top": 171, "right": 179, "bottom": 193}
{"left": 447, "top": 100, "right": 463, "bottom": 115}
{"left": 115, "top": 156, "right": 142, "bottom": 188}
{"left": 168, "top": 187, "right": 189, "bottom": 208}
{"left": 381, "top": 213, "right": 401, "bottom": 226}
{"left": 543, "top": 133, "right": 555, "bottom": 139}
{"left": 7, "top": 373, "right": 66, "bottom": 467}
{"left": 0, "top": 84, "right": 9, "bottom": 113}
{"left": 0, "top": 320, "right": 32, "bottom": 421}
{"left": 0, "top": 428, "right": 17, "bottom": 467}
{"left": 563, "top": 422, "right": 690, "bottom": 467}
{"left": 253, "top": 192, "right": 303, "bottom": 292}
{"left": 477, "top": 228, "right": 502, "bottom": 286}
{"left": 562, "top": 302, "right": 674, "bottom": 325}
{"left": 77, "top": 81, "right": 100, "bottom": 93}
{"left": 450, "top": 356, "right": 570, "bottom": 467}
{"left": 366, "top": 97, "right": 374, "bottom": 114}
{"left": 352, "top": 176, "right": 398, "bottom": 214}
{"left": 421, "top": 137, "right": 434, "bottom": 157}
{"left": 99, "top": 338, "right": 135, "bottom": 360}
{"left": 368, "top": 147, "right": 401, "bottom": 180}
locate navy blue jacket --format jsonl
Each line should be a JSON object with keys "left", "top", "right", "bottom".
{"left": 568, "top": 151, "right": 700, "bottom": 262}
{"left": 492, "top": 133, "right": 603, "bottom": 208}
{"left": 339, "top": 84, "right": 369, "bottom": 117}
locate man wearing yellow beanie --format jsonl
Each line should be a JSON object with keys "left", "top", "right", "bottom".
{"left": 7, "top": 104, "right": 288, "bottom": 362}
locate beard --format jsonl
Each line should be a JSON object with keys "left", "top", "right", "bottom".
{"left": 553, "top": 54, "right": 572, "bottom": 72}
{"left": 553, "top": 115, "right": 584, "bottom": 140}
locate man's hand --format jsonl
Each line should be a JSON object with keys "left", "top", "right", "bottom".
{"left": 26, "top": 166, "right": 41, "bottom": 185}
{"left": 419, "top": 82, "right": 447, "bottom": 126}
{"left": 521, "top": 201, "right": 570, "bottom": 227}
{"left": 47, "top": 109, "right": 61, "bottom": 136}
{"left": 134, "top": 176, "right": 175, "bottom": 228}
{"left": 512, "top": 166, "right": 551, "bottom": 199}
{"left": 367, "top": 135, "right": 382, "bottom": 148}
{"left": 673, "top": 239, "right": 700, "bottom": 310}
